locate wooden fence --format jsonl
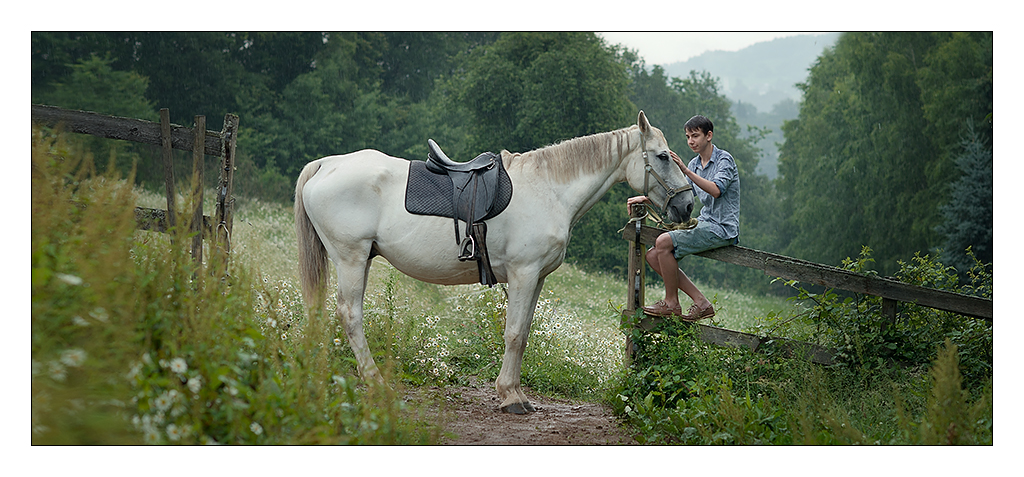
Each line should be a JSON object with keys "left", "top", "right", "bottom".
{"left": 621, "top": 205, "right": 993, "bottom": 365}
{"left": 31, "top": 104, "right": 239, "bottom": 270}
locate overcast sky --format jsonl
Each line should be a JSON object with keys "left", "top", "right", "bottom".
{"left": 597, "top": 32, "right": 833, "bottom": 66}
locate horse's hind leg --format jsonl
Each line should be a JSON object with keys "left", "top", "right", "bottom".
{"left": 335, "top": 255, "right": 382, "bottom": 383}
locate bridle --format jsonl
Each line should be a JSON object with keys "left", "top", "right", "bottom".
{"left": 639, "top": 127, "right": 693, "bottom": 226}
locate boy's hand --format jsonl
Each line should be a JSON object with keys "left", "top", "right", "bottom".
{"left": 626, "top": 195, "right": 649, "bottom": 213}
{"left": 669, "top": 150, "right": 686, "bottom": 169}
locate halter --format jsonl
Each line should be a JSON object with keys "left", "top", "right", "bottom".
{"left": 639, "top": 127, "right": 693, "bottom": 226}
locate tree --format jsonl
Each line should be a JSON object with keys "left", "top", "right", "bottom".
{"left": 33, "top": 54, "right": 159, "bottom": 183}
{"left": 454, "top": 32, "right": 635, "bottom": 154}
{"left": 776, "top": 32, "right": 992, "bottom": 276}
{"left": 33, "top": 55, "right": 156, "bottom": 121}
{"left": 936, "top": 122, "right": 992, "bottom": 271}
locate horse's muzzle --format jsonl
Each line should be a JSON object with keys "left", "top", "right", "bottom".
{"left": 664, "top": 195, "right": 694, "bottom": 225}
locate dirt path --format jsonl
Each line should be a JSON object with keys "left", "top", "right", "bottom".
{"left": 407, "top": 376, "right": 637, "bottom": 445}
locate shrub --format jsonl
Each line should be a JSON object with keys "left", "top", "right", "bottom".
{"left": 615, "top": 247, "right": 992, "bottom": 445}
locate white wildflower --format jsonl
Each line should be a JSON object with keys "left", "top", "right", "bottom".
{"left": 127, "top": 362, "right": 142, "bottom": 380}
{"left": 56, "top": 273, "right": 83, "bottom": 285}
{"left": 49, "top": 361, "right": 66, "bottom": 381}
{"left": 169, "top": 357, "right": 187, "bottom": 374}
{"left": 89, "top": 307, "right": 109, "bottom": 322}
{"left": 166, "top": 423, "right": 182, "bottom": 441}
{"left": 250, "top": 422, "right": 263, "bottom": 435}
{"left": 60, "top": 349, "right": 87, "bottom": 367}
{"left": 187, "top": 376, "right": 202, "bottom": 394}
{"left": 72, "top": 316, "right": 90, "bottom": 327}
{"left": 143, "top": 428, "right": 161, "bottom": 444}
{"left": 153, "top": 390, "right": 175, "bottom": 411}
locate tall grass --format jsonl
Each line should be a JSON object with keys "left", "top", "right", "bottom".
{"left": 31, "top": 129, "right": 437, "bottom": 444}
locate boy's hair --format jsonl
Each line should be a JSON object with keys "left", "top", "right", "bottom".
{"left": 684, "top": 115, "right": 714, "bottom": 135}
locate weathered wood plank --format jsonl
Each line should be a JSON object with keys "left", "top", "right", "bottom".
{"left": 621, "top": 224, "right": 992, "bottom": 321}
{"left": 160, "top": 109, "right": 177, "bottom": 234}
{"left": 31, "top": 104, "right": 226, "bottom": 156}
{"left": 623, "top": 311, "right": 835, "bottom": 365}
{"left": 135, "top": 207, "right": 213, "bottom": 238}
{"left": 190, "top": 115, "right": 206, "bottom": 268}
{"left": 213, "top": 114, "right": 239, "bottom": 260}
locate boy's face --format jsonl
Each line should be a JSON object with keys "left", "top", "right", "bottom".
{"left": 685, "top": 128, "right": 713, "bottom": 156}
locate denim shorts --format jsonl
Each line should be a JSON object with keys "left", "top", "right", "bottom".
{"left": 668, "top": 221, "right": 737, "bottom": 260}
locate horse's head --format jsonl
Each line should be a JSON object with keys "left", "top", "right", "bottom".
{"left": 627, "top": 111, "right": 695, "bottom": 224}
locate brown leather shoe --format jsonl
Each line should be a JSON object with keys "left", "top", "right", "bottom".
{"left": 681, "top": 303, "right": 715, "bottom": 322}
{"left": 643, "top": 300, "right": 683, "bottom": 317}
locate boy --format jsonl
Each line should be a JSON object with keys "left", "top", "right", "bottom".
{"left": 627, "top": 115, "right": 740, "bottom": 321}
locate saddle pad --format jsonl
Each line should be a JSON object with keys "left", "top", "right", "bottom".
{"left": 404, "top": 159, "right": 513, "bottom": 221}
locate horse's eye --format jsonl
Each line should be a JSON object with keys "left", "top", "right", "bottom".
{"left": 657, "top": 152, "right": 669, "bottom": 161}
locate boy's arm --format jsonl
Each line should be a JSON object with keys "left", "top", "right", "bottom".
{"left": 670, "top": 151, "right": 721, "bottom": 198}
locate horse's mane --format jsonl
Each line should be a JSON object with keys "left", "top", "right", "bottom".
{"left": 502, "top": 125, "right": 644, "bottom": 184}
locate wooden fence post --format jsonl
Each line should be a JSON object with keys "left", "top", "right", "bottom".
{"left": 214, "top": 114, "right": 239, "bottom": 267}
{"left": 190, "top": 115, "right": 206, "bottom": 271}
{"left": 159, "top": 109, "right": 176, "bottom": 236}
{"left": 881, "top": 298, "right": 898, "bottom": 333}
{"left": 623, "top": 204, "right": 647, "bottom": 359}
{"left": 31, "top": 105, "right": 240, "bottom": 271}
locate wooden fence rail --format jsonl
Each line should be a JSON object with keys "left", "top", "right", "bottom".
{"left": 31, "top": 104, "right": 238, "bottom": 270}
{"left": 31, "top": 104, "right": 229, "bottom": 156}
{"left": 621, "top": 205, "right": 993, "bottom": 365}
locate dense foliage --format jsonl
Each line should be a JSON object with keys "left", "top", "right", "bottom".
{"left": 777, "top": 32, "right": 992, "bottom": 276}
{"left": 616, "top": 247, "right": 993, "bottom": 444}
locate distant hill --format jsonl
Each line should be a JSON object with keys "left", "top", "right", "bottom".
{"left": 661, "top": 33, "right": 841, "bottom": 112}
{"left": 660, "top": 33, "right": 841, "bottom": 178}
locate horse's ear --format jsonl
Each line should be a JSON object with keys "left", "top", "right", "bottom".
{"left": 637, "top": 110, "right": 651, "bottom": 134}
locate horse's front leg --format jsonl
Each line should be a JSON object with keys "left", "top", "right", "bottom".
{"left": 496, "top": 271, "right": 545, "bottom": 414}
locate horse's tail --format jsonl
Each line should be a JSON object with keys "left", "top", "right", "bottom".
{"left": 295, "top": 160, "right": 328, "bottom": 310}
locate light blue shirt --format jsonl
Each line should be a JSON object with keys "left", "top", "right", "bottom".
{"left": 687, "top": 145, "right": 740, "bottom": 240}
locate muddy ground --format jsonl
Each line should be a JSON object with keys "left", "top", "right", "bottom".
{"left": 406, "top": 376, "right": 637, "bottom": 445}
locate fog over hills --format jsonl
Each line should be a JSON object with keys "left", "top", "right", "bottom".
{"left": 661, "top": 33, "right": 840, "bottom": 112}
{"left": 660, "top": 33, "right": 841, "bottom": 178}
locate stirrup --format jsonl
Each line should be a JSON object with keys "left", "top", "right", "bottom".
{"left": 458, "top": 235, "right": 477, "bottom": 261}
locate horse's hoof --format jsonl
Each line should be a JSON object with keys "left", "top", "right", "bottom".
{"left": 523, "top": 401, "right": 536, "bottom": 412}
{"left": 501, "top": 402, "right": 529, "bottom": 415}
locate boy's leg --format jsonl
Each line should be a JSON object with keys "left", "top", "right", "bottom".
{"left": 646, "top": 233, "right": 710, "bottom": 311}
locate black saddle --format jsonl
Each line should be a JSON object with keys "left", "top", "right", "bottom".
{"left": 426, "top": 139, "right": 496, "bottom": 173}
{"left": 404, "top": 139, "right": 513, "bottom": 286}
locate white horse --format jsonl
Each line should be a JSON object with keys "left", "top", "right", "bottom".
{"left": 295, "top": 111, "right": 694, "bottom": 413}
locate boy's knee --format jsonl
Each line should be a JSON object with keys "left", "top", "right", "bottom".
{"left": 655, "top": 233, "right": 674, "bottom": 251}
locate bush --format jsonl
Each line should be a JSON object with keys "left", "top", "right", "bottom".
{"left": 615, "top": 246, "right": 992, "bottom": 445}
